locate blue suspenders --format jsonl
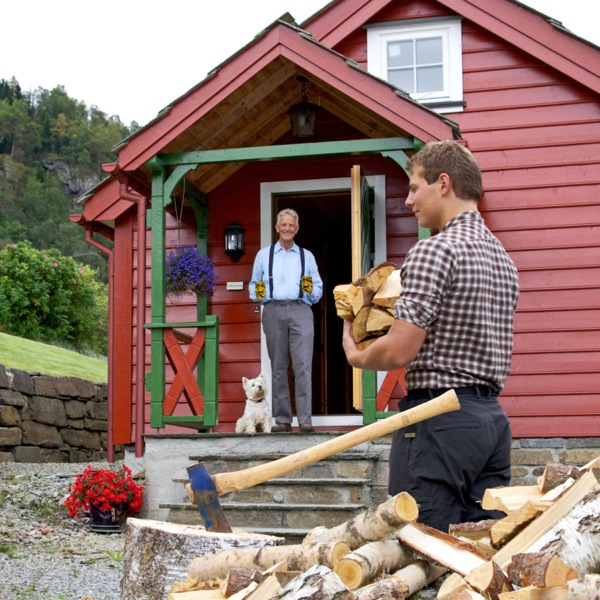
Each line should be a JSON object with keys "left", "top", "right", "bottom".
{"left": 268, "top": 244, "right": 305, "bottom": 299}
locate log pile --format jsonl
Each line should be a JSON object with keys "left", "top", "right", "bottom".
{"left": 333, "top": 262, "right": 400, "bottom": 348}
{"left": 158, "top": 457, "right": 600, "bottom": 600}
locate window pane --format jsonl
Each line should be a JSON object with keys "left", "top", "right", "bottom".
{"left": 416, "top": 65, "right": 443, "bottom": 93}
{"left": 389, "top": 68, "right": 414, "bottom": 93}
{"left": 387, "top": 40, "right": 413, "bottom": 68}
{"left": 416, "top": 37, "right": 442, "bottom": 64}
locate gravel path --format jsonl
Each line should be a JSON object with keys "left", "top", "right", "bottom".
{"left": 0, "top": 461, "right": 127, "bottom": 600}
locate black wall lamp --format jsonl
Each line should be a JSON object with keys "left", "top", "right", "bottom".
{"left": 288, "top": 76, "right": 318, "bottom": 138}
{"left": 224, "top": 221, "right": 245, "bottom": 262}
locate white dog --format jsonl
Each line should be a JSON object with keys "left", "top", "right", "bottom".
{"left": 235, "top": 373, "right": 272, "bottom": 434}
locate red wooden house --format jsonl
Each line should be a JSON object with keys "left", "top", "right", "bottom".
{"left": 72, "top": 0, "right": 600, "bottom": 459}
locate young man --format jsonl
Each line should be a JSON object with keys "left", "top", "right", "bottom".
{"left": 342, "top": 140, "right": 519, "bottom": 531}
{"left": 250, "top": 208, "right": 323, "bottom": 433}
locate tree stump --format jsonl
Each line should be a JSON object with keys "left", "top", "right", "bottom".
{"left": 120, "top": 518, "right": 283, "bottom": 600}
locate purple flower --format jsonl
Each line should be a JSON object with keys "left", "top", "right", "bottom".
{"left": 165, "top": 246, "right": 217, "bottom": 297}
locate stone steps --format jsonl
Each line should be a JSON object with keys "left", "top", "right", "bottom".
{"left": 159, "top": 444, "right": 379, "bottom": 543}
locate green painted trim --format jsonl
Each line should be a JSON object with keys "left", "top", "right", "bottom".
{"left": 150, "top": 137, "right": 416, "bottom": 167}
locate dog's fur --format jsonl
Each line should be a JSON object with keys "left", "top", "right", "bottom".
{"left": 235, "top": 373, "right": 272, "bottom": 434}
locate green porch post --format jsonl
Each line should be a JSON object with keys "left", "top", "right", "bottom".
{"left": 147, "top": 160, "right": 168, "bottom": 428}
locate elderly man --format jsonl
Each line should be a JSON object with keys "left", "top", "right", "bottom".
{"left": 250, "top": 208, "right": 323, "bottom": 433}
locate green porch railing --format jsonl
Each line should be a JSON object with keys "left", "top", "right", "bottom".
{"left": 145, "top": 317, "right": 219, "bottom": 429}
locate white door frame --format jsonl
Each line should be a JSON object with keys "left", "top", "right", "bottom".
{"left": 259, "top": 175, "right": 387, "bottom": 427}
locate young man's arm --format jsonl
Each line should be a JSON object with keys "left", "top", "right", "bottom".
{"left": 342, "top": 318, "right": 426, "bottom": 371}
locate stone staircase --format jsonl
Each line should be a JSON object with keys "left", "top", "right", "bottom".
{"left": 136, "top": 432, "right": 392, "bottom": 545}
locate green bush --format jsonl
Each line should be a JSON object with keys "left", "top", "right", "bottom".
{"left": 0, "top": 241, "right": 107, "bottom": 355}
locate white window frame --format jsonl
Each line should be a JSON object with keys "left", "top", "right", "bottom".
{"left": 366, "top": 18, "right": 464, "bottom": 113}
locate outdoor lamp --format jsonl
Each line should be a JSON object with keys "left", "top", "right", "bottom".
{"left": 289, "top": 76, "right": 318, "bottom": 138}
{"left": 224, "top": 221, "right": 245, "bottom": 262}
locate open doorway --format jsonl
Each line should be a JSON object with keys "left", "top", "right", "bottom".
{"left": 260, "top": 175, "right": 387, "bottom": 426}
{"left": 274, "top": 192, "right": 358, "bottom": 417}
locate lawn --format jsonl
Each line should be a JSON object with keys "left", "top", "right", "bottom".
{"left": 0, "top": 332, "right": 108, "bottom": 383}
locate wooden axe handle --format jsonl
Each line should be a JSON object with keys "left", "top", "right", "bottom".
{"left": 213, "top": 389, "right": 459, "bottom": 495}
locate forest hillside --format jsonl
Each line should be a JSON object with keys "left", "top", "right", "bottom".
{"left": 0, "top": 77, "right": 137, "bottom": 281}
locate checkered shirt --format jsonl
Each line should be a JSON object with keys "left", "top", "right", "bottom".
{"left": 395, "top": 210, "right": 519, "bottom": 393}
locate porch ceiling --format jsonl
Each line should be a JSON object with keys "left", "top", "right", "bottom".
{"left": 135, "top": 56, "right": 413, "bottom": 196}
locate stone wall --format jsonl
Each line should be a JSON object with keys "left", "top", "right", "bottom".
{"left": 0, "top": 364, "right": 122, "bottom": 463}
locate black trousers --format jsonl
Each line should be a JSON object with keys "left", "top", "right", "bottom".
{"left": 388, "top": 385, "right": 511, "bottom": 532}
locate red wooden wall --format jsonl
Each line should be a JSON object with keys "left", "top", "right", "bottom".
{"left": 333, "top": 0, "right": 600, "bottom": 436}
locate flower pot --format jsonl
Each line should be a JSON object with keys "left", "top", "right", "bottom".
{"left": 88, "top": 503, "right": 126, "bottom": 533}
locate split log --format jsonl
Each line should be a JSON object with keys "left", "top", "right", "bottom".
{"left": 333, "top": 284, "right": 357, "bottom": 320}
{"left": 493, "top": 469, "right": 600, "bottom": 572}
{"left": 506, "top": 552, "right": 578, "bottom": 588}
{"left": 355, "top": 262, "right": 397, "bottom": 292}
{"left": 351, "top": 286, "right": 375, "bottom": 316}
{"left": 438, "top": 572, "right": 470, "bottom": 598}
{"left": 303, "top": 492, "right": 419, "bottom": 549}
{"left": 187, "top": 540, "right": 350, "bottom": 583}
{"left": 220, "top": 568, "right": 265, "bottom": 597}
{"left": 366, "top": 305, "right": 394, "bottom": 332}
{"left": 239, "top": 574, "right": 282, "bottom": 599}
{"left": 168, "top": 591, "right": 225, "bottom": 600}
{"left": 396, "top": 522, "right": 488, "bottom": 576}
{"left": 352, "top": 306, "right": 373, "bottom": 343}
{"left": 333, "top": 538, "right": 415, "bottom": 589}
{"left": 490, "top": 502, "right": 543, "bottom": 548}
{"left": 497, "top": 585, "right": 568, "bottom": 599}
{"left": 121, "top": 518, "right": 283, "bottom": 600}
{"left": 439, "top": 589, "right": 487, "bottom": 599}
{"left": 372, "top": 269, "right": 402, "bottom": 309}
{"left": 449, "top": 519, "right": 497, "bottom": 542}
{"left": 538, "top": 477, "right": 576, "bottom": 503}
{"left": 350, "top": 558, "right": 444, "bottom": 600}
{"left": 464, "top": 560, "right": 513, "bottom": 600}
{"left": 272, "top": 564, "right": 353, "bottom": 599}
{"left": 481, "top": 485, "right": 549, "bottom": 514}
{"left": 537, "top": 463, "right": 581, "bottom": 493}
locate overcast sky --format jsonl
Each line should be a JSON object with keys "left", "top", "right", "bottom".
{"left": 3, "top": 0, "right": 599, "bottom": 126}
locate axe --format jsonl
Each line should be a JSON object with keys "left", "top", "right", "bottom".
{"left": 187, "top": 389, "right": 459, "bottom": 532}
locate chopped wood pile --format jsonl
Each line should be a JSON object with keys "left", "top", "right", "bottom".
{"left": 333, "top": 262, "right": 400, "bottom": 348}
{"left": 158, "top": 457, "right": 600, "bottom": 600}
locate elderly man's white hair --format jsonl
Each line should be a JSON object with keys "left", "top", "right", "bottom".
{"left": 276, "top": 208, "right": 299, "bottom": 227}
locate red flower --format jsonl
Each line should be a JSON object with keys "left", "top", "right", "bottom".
{"left": 64, "top": 465, "right": 144, "bottom": 519}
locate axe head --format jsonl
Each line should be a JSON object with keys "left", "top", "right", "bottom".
{"left": 186, "top": 462, "right": 232, "bottom": 533}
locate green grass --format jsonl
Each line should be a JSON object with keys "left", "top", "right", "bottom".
{"left": 0, "top": 332, "right": 107, "bottom": 383}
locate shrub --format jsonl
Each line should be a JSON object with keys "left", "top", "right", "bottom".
{"left": 0, "top": 241, "right": 107, "bottom": 354}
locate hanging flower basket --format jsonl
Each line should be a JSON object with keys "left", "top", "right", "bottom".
{"left": 165, "top": 245, "right": 217, "bottom": 298}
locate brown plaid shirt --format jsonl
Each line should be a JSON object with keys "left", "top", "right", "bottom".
{"left": 395, "top": 210, "right": 519, "bottom": 393}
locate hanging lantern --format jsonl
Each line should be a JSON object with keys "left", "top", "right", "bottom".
{"left": 288, "top": 76, "right": 318, "bottom": 138}
{"left": 224, "top": 221, "right": 245, "bottom": 262}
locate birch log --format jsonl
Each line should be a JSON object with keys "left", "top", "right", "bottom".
{"left": 333, "top": 538, "right": 415, "bottom": 589}
{"left": 303, "top": 492, "right": 418, "bottom": 549}
{"left": 272, "top": 564, "right": 353, "bottom": 599}
{"left": 353, "top": 559, "right": 446, "bottom": 600}
{"left": 187, "top": 540, "right": 350, "bottom": 583}
{"left": 120, "top": 518, "right": 283, "bottom": 600}
{"left": 493, "top": 471, "right": 600, "bottom": 572}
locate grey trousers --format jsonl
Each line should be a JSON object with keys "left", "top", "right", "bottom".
{"left": 262, "top": 300, "right": 314, "bottom": 425}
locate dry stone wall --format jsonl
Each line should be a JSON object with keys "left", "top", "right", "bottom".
{"left": 0, "top": 364, "right": 121, "bottom": 463}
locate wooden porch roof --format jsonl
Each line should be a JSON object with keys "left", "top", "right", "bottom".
{"left": 79, "top": 16, "right": 458, "bottom": 224}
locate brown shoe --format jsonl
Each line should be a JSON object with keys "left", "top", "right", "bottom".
{"left": 299, "top": 424, "right": 315, "bottom": 433}
{"left": 271, "top": 423, "right": 292, "bottom": 433}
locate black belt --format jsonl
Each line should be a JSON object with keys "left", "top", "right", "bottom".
{"left": 269, "top": 299, "right": 304, "bottom": 304}
{"left": 405, "top": 385, "right": 497, "bottom": 401}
